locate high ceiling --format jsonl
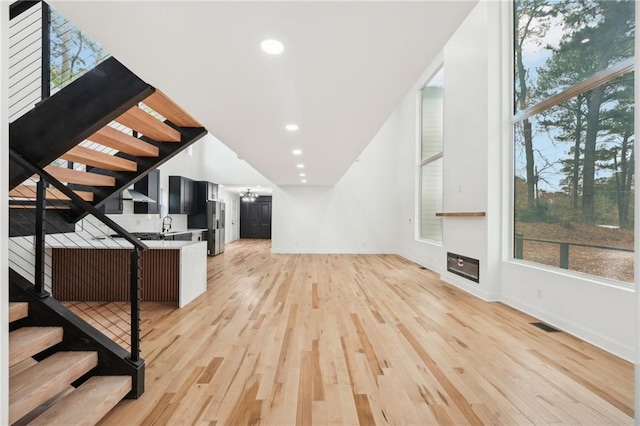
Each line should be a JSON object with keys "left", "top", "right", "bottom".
{"left": 51, "top": 1, "right": 477, "bottom": 187}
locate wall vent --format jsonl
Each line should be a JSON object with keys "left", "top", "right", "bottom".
{"left": 530, "top": 322, "right": 560, "bottom": 333}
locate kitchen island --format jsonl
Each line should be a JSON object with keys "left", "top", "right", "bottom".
{"left": 47, "top": 235, "right": 207, "bottom": 308}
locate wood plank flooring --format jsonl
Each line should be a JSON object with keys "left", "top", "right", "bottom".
{"left": 96, "top": 239, "right": 632, "bottom": 425}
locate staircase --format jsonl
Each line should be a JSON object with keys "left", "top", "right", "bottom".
{"left": 9, "top": 302, "right": 131, "bottom": 425}
{"left": 7, "top": 2, "right": 209, "bottom": 424}
{"left": 9, "top": 57, "right": 207, "bottom": 235}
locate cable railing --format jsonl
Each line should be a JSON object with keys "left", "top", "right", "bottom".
{"left": 9, "top": 2, "right": 43, "bottom": 121}
{"left": 9, "top": 2, "right": 111, "bottom": 118}
{"left": 9, "top": 149, "right": 145, "bottom": 360}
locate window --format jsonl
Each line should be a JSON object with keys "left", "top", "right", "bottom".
{"left": 420, "top": 67, "right": 444, "bottom": 243}
{"left": 513, "top": 0, "right": 635, "bottom": 282}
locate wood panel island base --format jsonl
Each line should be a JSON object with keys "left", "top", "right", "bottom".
{"left": 51, "top": 241, "right": 207, "bottom": 308}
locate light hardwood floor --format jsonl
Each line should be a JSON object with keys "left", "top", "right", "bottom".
{"left": 96, "top": 239, "right": 633, "bottom": 425}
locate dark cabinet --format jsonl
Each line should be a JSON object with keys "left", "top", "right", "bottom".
{"left": 134, "top": 169, "right": 160, "bottom": 214}
{"left": 194, "top": 181, "right": 218, "bottom": 213}
{"left": 169, "top": 176, "right": 195, "bottom": 214}
{"left": 99, "top": 192, "right": 123, "bottom": 214}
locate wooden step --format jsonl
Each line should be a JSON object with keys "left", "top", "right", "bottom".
{"left": 10, "top": 185, "right": 94, "bottom": 202}
{"left": 28, "top": 376, "right": 132, "bottom": 426}
{"left": 45, "top": 166, "right": 116, "bottom": 187}
{"left": 87, "top": 126, "right": 160, "bottom": 157}
{"left": 115, "top": 106, "right": 181, "bottom": 142}
{"left": 10, "top": 358, "right": 38, "bottom": 379}
{"left": 143, "top": 89, "right": 202, "bottom": 127}
{"left": 9, "top": 327, "right": 64, "bottom": 367}
{"left": 61, "top": 146, "right": 138, "bottom": 172}
{"left": 9, "top": 302, "right": 28, "bottom": 323}
{"left": 9, "top": 351, "right": 98, "bottom": 424}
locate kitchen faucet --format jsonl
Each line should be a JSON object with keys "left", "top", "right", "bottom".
{"left": 162, "top": 215, "right": 173, "bottom": 233}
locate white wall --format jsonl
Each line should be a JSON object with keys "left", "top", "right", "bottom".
{"left": 395, "top": 1, "right": 632, "bottom": 360}
{"left": 271, "top": 112, "right": 399, "bottom": 253}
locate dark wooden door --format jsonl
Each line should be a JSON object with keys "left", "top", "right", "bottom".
{"left": 240, "top": 196, "right": 272, "bottom": 239}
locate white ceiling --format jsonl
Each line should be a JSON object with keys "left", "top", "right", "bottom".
{"left": 51, "top": 1, "right": 477, "bottom": 187}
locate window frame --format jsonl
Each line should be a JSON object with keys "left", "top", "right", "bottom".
{"left": 417, "top": 66, "right": 445, "bottom": 245}
{"left": 509, "top": 0, "right": 636, "bottom": 285}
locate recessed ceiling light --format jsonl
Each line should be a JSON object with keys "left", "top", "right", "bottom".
{"left": 261, "top": 39, "right": 284, "bottom": 55}
{"left": 292, "top": 149, "right": 303, "bottom": 155}
{"left": 285, "top": 124, "right": 299, "bottom": 132}
{"left": 297, "top": 164, "right": 305, "bottom": 169}
{"left": 299, "top": 173, "right": 306, "bottom": 177}
{"left": 301, "top": 179, "right": 307, "bottom": 183}
{"left": 256, "top": 185, "right": 261, "bottom": 188}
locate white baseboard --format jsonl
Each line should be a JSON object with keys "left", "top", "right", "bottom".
{"left": 501, "top": 295, "right": 634, "bottom": 362}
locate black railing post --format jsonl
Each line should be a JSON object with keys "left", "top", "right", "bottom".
{"left": 515, "top": 233, "right": 524, "bottom": 259}
{"left": 41, "top": 2, "right": 50, "bottom": 100}
{"left": 129, "top": 249, "right": 142, "bottom": 362}
{"left": 559, "top": 243, "right": 569, "bottom": 269}
{"left": 34, "top": 179, "right": 49, "bottom": 297}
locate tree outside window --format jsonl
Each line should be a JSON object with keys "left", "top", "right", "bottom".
{"left": 513, "top": 0, "right": 635, "bottom": 282}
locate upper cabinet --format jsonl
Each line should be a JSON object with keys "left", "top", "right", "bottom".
{"left": 133, "top": 169, "right": 160, "bottom": 214}
{"left": 193, "top": 181, "right": 218, "bottom": 213}
{"left": 169, "top": 175, "right": 195, "bottom": 214}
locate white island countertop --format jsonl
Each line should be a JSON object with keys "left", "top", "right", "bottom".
{"left": 41, "top": 233, "right": 205, "bottom": 250}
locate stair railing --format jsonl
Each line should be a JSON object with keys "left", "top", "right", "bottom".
{"left": 10, "top": 1, "right": 111, "bottom": 120}
{"left": 9, "top": 149, "right": 145, "bottom": 363}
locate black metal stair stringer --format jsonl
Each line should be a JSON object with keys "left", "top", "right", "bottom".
{"left": 9, "top": 56, "right": 155, "bottom": 190}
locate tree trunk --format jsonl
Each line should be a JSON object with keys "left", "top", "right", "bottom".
{"left": 581, "top": 86, "right": 605, "bottom": 223}
{"left": 515, "top": 44, "right": 536, "bottom": 212}
{"left": 619, "top": 133, "right": 633, "bottom": 228}
{"left": 571, "top": 99, "right": 583, "bottom": 210}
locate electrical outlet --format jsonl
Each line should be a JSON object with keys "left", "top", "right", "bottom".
{"left": 537, "top": 289, "right": 543, "bottom": 299}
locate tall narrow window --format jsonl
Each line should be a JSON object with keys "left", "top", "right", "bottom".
{"left": 420, "top": 67, "right": 444, "bottom": 243}
{"left": 513, "top": 0, "right": 635, "bottom": 282}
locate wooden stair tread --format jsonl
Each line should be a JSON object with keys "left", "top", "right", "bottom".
{"left": 61, "top": 145, "right": 138, "bottom": 172}
{"left": 10, "top": 185, "right": 94, "bottom": 202}
{"left": 87, "top": 126, "right": 160, "bottom": 157}
{"left": 9, "top": 358, "right": 38, "bottom": 378}
{"left": 115, "top": 106, "right": 181, "bottom": 142}
{"left": 28, "top": 376, "right": 132, "bottom": 426}
{"left": 9, "top": 351, "right": 98, "bottom": 424}
{"left": 9, "top": 327, "right": 63, "bottom": 367}
{"left": 45, "top": 166, "right": 116, "bottom": 187}
{"left": 9, "top": 302, "right": 28, "bottom": 323}
{"left": 143, "top": 89, "right": 202, "bottom": 127}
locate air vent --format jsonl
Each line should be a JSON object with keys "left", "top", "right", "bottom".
{"left": 530, "top": 322, "right": 560, "bottom": 333}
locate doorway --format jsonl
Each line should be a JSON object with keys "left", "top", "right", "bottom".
{"left": 240, "top": 196, "right": 272, "bottom": 239}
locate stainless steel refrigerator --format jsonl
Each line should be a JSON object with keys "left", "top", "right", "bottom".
{"left": 189, "top": 200, "right": 225, "bottom": 256}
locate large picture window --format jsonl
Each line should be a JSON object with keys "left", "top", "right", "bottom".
{"left": 420, "top": 67, "right": 444, "bottom": 243}
{"left": 513, "top": 0, "right": 635, "bottom": 282}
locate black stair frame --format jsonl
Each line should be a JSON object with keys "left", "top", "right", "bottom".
{"left": 9, "top": 270, "right": 145, "bottom": 398}
{"left": 9, "top": 56, "right": 155, "bottom": 190}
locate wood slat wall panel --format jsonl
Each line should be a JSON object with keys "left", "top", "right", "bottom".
{"left": 52, "top": 249, "right": 129, "bottom": 301}
{"left": 141, "top": 250, "right": 179, "bottom": 303}
{"left": 52, "top": 249, "right": 178, "bottom": 303}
